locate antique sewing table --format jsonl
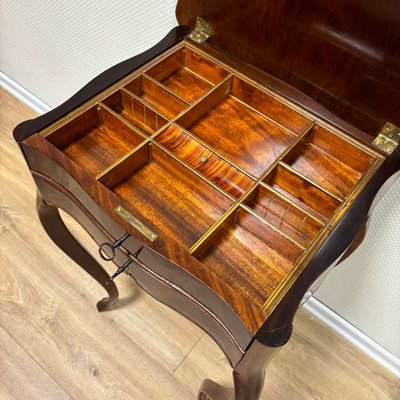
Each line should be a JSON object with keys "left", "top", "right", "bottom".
{"left": 13, "top": 1, "right": 400, "bottom": 399}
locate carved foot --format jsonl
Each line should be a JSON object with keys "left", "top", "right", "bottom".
{"left": 36, "top": 193, "right": 119, "bottom": 311}
{"left": 198, "top": 379, "right": 233, "bottom": 400}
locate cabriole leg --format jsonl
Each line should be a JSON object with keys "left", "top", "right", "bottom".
{"left": 36, "top": 192, "right": 119, "bottom": 311}
{"left": 198, "top": 340, "right": 280, "bottom": 400}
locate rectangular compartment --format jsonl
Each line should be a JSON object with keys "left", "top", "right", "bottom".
{"left": 244, "top": 184, "right": 324, "bottom": 247}
{"left": 102, "top": 90, "right": 168, "bottom": 135}
{"left": 146, "top": 47, "right": 229, "bottom": 103}
{"left": 98, "top": 143, "right": 233, "bottom": 248}
{"left": 124, "top": 75, "right": 189, "bottom": 119}
{"left": 176, "top": 76, "right": 309, "bottom": 177}
{"left": 45, "top": 105, "right": 146, "bottom": 176}
{"left": 192, "top": 207, "right": 304, "bottom": 308}
{"left": 264, "top": 164, "right": 342, "bottom": 222}
{"left": 283, "top": 125, "right": 375, "bottom": 199}
{"left": 155, "top": 124, "right": 255, "bottom": 198}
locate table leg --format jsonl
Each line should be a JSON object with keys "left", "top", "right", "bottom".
{"left": 36, "top": 192, "right": 119, "bottom": 312}
{"left": 198, "top": 340, "right": 280, "bottom": 400}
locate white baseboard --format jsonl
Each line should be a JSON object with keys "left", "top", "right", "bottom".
{"left": 1, "top": 71, "right": 399, "bottom": 379}
{"left": 0, "top": 71, "right": 51, "bottom": 114}
{"left": 304, "top": 296, "right": 400, "bottom": 378}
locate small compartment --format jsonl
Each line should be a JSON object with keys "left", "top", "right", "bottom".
{"left": 45, "top": 105, "right": 145, "bottom": 176}
{"left": 264, "top": 164, "right": 342, "bottom": 222}
{"left": 177, "top": 76, "right": 308, "bottom": 177}
{"left": 191, "top": 207, "right": 304, "bottom": 308}
{"left": 155, "top": 124, "right": 255, "bottom": 198}
{"left": 283, "top": 125, "right": 375, "bottom": 199}
{"left": 98, "top": 143, "right": 233, "bottom": 248}
{"left": 244, "top": 184, "right": 324, "bottom": 247}
{"left": 124, "top": 75, "right": 189, "bottom": 119}
{"left": 146, "top": 47, "right": 229, "bottom": 103}
{"left": 102, "top": 90, "right": 168, "bottom": 135}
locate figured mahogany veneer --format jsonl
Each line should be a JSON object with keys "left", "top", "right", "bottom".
{"left": 24, "top": 41, "right": 383, "bottom": 336}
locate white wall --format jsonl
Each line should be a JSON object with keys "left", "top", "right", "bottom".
{"left": 1, "top": 0, "right": 399, "bottom": 361}
{"left": 0, "top": 0, "right": 177, "bottom": 107}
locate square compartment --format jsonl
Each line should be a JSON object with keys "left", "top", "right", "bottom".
{"left": 192, "top": 207, "right": 304, "bottom": 308}
{"left": 146, "top": 47, "right": 229, "bottom": 103}
{"left": 124, "top": 75, "right": 189, "bottom": 119}
{"left": 176, "top": 76, "right": 310, "bottom": 177}
{"left": 102, "top": 90, "right": 168, "bottom": 135}
{"left": 45, "top": 105, "right": 145, "bottom": 176}
{"left": 283, "top": 125, "right": 375, "bottom": 199}
{"left": 244, "top": 184, "right": 324, "bottom": 247}
{"left": 155, "top": 124, "right": 255, "bottom": 198}
{"left": 98, "top": 143, "right": 233, "bottom": 248}
{"left": 264, "top": 164, "right": 342, "bottom": 222}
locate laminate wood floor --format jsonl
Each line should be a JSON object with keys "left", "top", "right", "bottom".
{"left": 0, "top": 87, "right": 398, "bottom": 399}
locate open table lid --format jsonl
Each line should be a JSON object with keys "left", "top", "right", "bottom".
{"left": 176, "top": 0, "right": 400, "bottom": 139}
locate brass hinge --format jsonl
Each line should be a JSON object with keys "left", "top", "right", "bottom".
{"left": 373, "top": 123, "right": 400, "bottom": 154}
{"left": 187, "top": 17, "right": 212, "bottom": 44}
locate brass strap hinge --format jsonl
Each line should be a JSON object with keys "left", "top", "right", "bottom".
{"left": 187, "top": 17, "right": 212, "bottom": 44}
{"left": 373, "top": 122, "right": 400, "bottom": 154}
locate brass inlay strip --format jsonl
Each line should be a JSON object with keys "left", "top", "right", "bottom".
{"left": 95, "top": 139, "right": 150, "bottom": 182}
{"left": 152, "top": 141, "right": 237, "bottom": 202}
{"left": 98, "top": 103, "right": 149, "bottom": 140}
{"left": 36, "top": 38, "right": 385, "bottom": 317}
{"left": 261, "top": 155, "right": 384, "bottom": 313}
{"left": 114, "top": 205, "right": 157, "bottom": 241}
{"left": 231, "top": 94, "right": 299, "bottom": 138}
{"left": 240, "top": 204, "right": 306, "bottom": 250}
{"left": 189, "top": 203, "right": 240, "bottom": 256}
{"left": 142, "top": 73, "right": 191, "bottom": 105}
{"left": 278, "top": 161, "right": 345, "bottom": 203}
{"left": 258, "top": 181, "right": 325, "bottom": 225}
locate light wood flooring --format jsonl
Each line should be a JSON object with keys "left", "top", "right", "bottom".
{"left": 0, "top": 87, "right": 398, "bottom": 399}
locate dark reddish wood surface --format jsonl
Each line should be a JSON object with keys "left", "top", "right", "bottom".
{"left": 177, "top": 0, "right": 400, "bottom": 135}
{"left": 12, "top": 16, "right": 400, "bottom": 399}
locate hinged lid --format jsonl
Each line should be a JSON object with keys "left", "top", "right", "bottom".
{"left": 187, "top": 16, "right": 212, "bottom": 44}
{"left": 373, "top": 123, "right": 400, "bottom": 154}
{"left": 176, "top": 1, "right": 400, "bottom": 137}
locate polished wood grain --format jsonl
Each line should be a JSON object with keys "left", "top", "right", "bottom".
{"left": 124, "top": 75, "right": 189, "bottom": 119}
{"left": 156, "top": 124, "right": 255, "bottom": 198}
{"left": 47, "top": 105, "right": 145, "bottom": 176}
{"left": 176, "top": 0, "right": 400, "bottom": 134}
{"left": 266, "top": 164, "right": 342, "bottom": 222}
{"left": 187, "top": 95, "right": 296, "bottom": 177}
{"left": 244, "top": 184, "right": 324, "bottom": 247}
{"left": 3, "top": 88, "right": 399, "bottom": 399}
{"left": 110, "top": 144, "right": 233, "bottom": 248}
{"left": 19, "top": 42, "right": 381, "bottom": 342}
{"left": 147, "top": 47, "right": 229, "bottom": 102}
{"left": 102, "top": 90, "right": 168, "bottom": 135}
{"left": 197, "top": 209, "right": 303, "bottom": 309}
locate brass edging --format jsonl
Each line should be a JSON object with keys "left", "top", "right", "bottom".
{"left": 239, "top": 204, "right": 306, "bottom": 250}
{"left": 142, "top": 73, "right": 191, "bottom": 105}
{"left": 278, "top": 162, "right": 344, "bottom": 203}
{"left": 119, "top": 87, "right": 172, "bottom": 123}
{"left": 151, "top": 141, "right": 237, "bottom": 203}
{"left": 258, "top": 181, "right": 325, "bottom": 225}
{"left": 261, "top": 155, "right": 384, "bottom": 313}
{"left": 98, "top": 103, "right": 149, "bottom": 141}
{"left": 188, "top": 203, "right": 240, "bottom": 255}
{"left": 169, "top": 123, "right": 257, "bottom": 180}
{"left": 183, "top": 40, "right": 381, "bottom": 158}
{"left": 95, "top": 139, "right": 151, "bottom": 182}
{"left": 231, "top": 94, "right": 300, "bottom": 138}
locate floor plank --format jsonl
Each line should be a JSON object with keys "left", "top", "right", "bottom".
{"left": 0, "top": 86, "right": 399, "bottom": 400}
{"left": 0, "top": 325, "right": 71, "bottom": 400}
